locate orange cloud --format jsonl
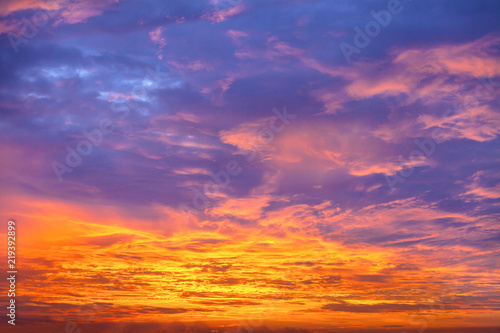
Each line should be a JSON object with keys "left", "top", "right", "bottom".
{"left": 1, "top": 190, "right": 499, "bottom": 329}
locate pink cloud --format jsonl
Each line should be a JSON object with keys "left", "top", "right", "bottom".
{"left": 394, "top": 34, "right": 500, "bottom": 78}
{"left": 226, "top": 29, "right": 248, "bottom": 44}
{"left": 344, "top": 34, "right": 500, "bottom": 103}
{"left": 0, "top": 0, "right": 60, "bottom": 16}
{"left": 0, "top": 0, "right": 120, "bottom": 34}
{"left": 149, "top": 26, "right": 167, "bottom": 49}
{"left": 202, "top": 0, "right": 245, "bottom": 23}
{"left": 220, "top": 117, "right": 425, "bottom": 179}
{"left": 462, "top": 170, "right": 500, "bottom": 200}
{"left": 418, "top": 105, "right": 500, "bottom": 142}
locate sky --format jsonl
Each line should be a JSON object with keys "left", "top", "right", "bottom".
{"left": 0, "top": 0, "right": 499, "bottom": 332}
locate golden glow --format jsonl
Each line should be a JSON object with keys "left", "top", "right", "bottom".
{"left": 5, "top": 193, "right": 499, "bottom": 330}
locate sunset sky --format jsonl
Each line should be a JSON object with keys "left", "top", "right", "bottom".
{"left": 0, "top": 0, "right": 499, "bottom": 332}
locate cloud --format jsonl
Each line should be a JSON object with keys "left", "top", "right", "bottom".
{"left": 418, "top": 105, "right": 500, "bottom": 142}
{"left": 0, "top": 0, "right": 121, "bottom": 35}
{"left": 461, "top": 170, "right": 500, "bottom": 200}
{"left": 202, "top": 0, "right": 246, "bottom": 23}
{"left": 322, "top": 302, "right": 422, "bottom": 313}
{"left": 150, "top": 26, "right": 167, "bottom": 49}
